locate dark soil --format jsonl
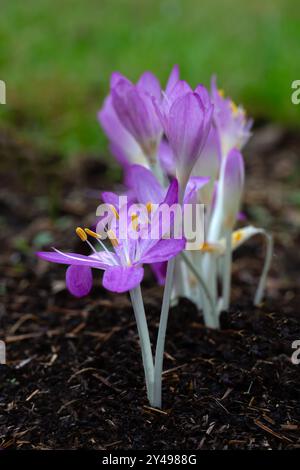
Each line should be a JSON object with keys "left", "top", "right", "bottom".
{"left": 0, "top": 124, "right": 300, "bottom": 450}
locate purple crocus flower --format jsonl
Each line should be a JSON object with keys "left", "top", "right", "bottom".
{"left": 111, "top": 72, "right": 163, "bottom": 163}
{"left": 37, "top": 180, "right": 185, "bottom": 295}
{"left": 98, "top": 67, "right": 182, "bottom": 169}
{"left": 155, "top": 84, "right": 213, "bottom": 193}
{"left": 211, "top": 77, "right": 253, "bottom": 157}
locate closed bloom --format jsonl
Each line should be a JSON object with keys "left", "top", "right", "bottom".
{"left": 222, "top": 148, "right": 245, "bottom": 229}
{"left": 99, "top": 66, "right": 184, "bottom": 172}
{"left": 211, "top": 76, "right": 253, "bottom": 157}
{"left": 111, "top": 72, "right": 163, "bottom": 163}
{"left": 156, "top": 85, "right": 213, "bottom": 192}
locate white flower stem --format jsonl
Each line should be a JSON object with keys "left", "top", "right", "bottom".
{"left": 174, "top": 256, "right": 191, "bottom": 300}
{"left": 129, "top": 285, "right": 154, "bottom": 404}
{"left": 181, "top": 251, "right": 219, "bottom": 327}
{"left": 180, "top": 251, "right": 214, "bottom": 312}
{"left": 222, "top": 228, "right": 232, "bottom": 311}
{"left": 152, "top": 256, "right": 176, "bottom": 408}
{"left": 152, "top": 182, "right": 189, "bottom": 408}
{"left": 200, "top": 252, "right": 218, "bottom": 326}
{"left": 254, "top": 232, "right": 273, "bottom": 305}
{"left": 201, "top": 157, "right": 227, "bottom": 327}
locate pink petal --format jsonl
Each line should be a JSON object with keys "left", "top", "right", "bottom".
{"left": 37, "top": 251, "right": 110, "bottom": 269}
{"left": 158, "top": 139, "right": 176, "bottom": 177}
{"left": 141, "top": 238, "right": 185, "bottom": 264}
{"left": 126, "top": 164, "right": 164, "bottom": 204}
{"left": 66, "top": 265, "right": 93, "bottom": 298}
{"left": 150, "top": 261, "right": 167, "bottom": 285}
{"left": 165, "top": 65, "right": 180, "bottom": 95}
{"left": 137, "top": 71, "right": 161, "bottom": 100}
{"left": 102, "top": 265, "right": 144, "bottom": 293}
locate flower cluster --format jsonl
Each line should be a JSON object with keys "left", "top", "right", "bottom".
{"left": 37, "top": 66, "right": 272, "bottom": 408}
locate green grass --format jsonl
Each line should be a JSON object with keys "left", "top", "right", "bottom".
{"left": 0, "top": 0, "right": 299, "bottom": 156}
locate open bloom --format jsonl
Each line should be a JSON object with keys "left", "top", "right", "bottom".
{"left": 211, "top": 76, "right": 252, "bottom": 157}
{"left": 37, "top": 180, "right": 185, "bottom": 295}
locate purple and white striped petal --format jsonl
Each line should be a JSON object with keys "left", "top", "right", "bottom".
{"left": 37, "top": 250, "right": 114, "bottom": 269}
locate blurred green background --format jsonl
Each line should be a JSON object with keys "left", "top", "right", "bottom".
{"left": 0, "top": 0, "right": 299, "bottom": 156}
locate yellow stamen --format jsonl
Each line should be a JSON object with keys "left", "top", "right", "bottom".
{"left": 84, "top": 228, "right": 101, "bottom": 239}
{"left": 232, "top": 230, "right": 243, "bottom": 244}
{"left": 199, "top": 242, "right": 219, "bottom": 253}
{"left": 218, "top": 88, "right": 225, "bottom": 97}
{"left": 107, "top": 229, "right": 119, "bottom": 247}
{"left": 76, "top": 227, "right": 87, "bottom": 242}
{"left": 131, "top": 213, "right": 139, "bottom": 231}
{"left": 110, "top": 205, "right": 119, "bottom": 219}
{"left": 146, "top": 202, "right": 152, "bottom": 213}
